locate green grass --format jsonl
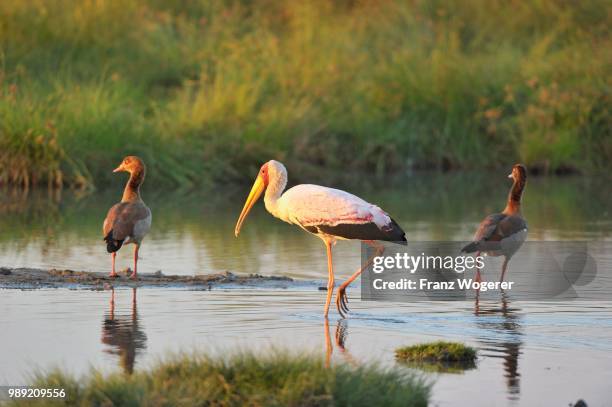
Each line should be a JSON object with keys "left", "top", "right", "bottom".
{"left": 1, "top": 0, "right": 610, "bottom": 188}
{"left": 395, "top": 341, "right": 477, "bottom": 373}
{"left": 10, "top": 351, "right": 430, "bottom": 406}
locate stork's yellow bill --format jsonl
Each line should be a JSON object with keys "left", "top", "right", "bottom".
{"left": 234, "top": 173, "right": 266, "bottom": 237}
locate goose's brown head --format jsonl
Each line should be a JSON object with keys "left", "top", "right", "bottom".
{"left": 113, "top": 156, "right": 145, "bottom": 174}
{"left": 508, "top": 163, "right": 527, "bottom": 182}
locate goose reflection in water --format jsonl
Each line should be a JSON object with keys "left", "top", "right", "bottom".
{"left": 102, "top": 288, "right": 147, "bottom": 374}
{"left": 475, "top": 290, "right": 522, "bottom": 400}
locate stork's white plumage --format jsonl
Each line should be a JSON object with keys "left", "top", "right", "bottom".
{"left": 272, "top": 185, "right": 393, "bottom": 231}
{"left": 235, "top": 160, "right": 406, "bottom": 318}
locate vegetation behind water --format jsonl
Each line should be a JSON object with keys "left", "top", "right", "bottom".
{"left": 1, "top": 0, "right": 610, "bottom": 188}
{"left": 11, "top": 350, "right": 429, "bottom": 406}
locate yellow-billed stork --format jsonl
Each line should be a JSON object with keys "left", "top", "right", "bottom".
{"left": 234, "top": 160, "right": 406, "bottom": 318}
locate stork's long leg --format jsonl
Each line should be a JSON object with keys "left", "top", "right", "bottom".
{"left": 324, "top": 318, "right": 332, "bottom": 368}
{"left": 335, "top": 319, "right": 348, "bottom": 349}
{"left": 335, "top": 319, "right": 358, "bottom": 367}
{"left": 335, "top": 240, "right": 384, "bottom": 318}
{"left": 323, "top": 239, "right": 335, "bottom": 318}
{"left": 110, "top": 252, "right": 118, "bottom": 278}
{"left": 500, "top": 257, "right": 509, "bottom": 282}
{"left": 324, "top": 319, "right": 357, "bottom": 368}
{"left": 130, "top": 244, "right": 139, "bottom": 280}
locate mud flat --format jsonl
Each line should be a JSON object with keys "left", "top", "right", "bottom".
{"left": 0, "top": 267, "right": 292, "bottom": 290}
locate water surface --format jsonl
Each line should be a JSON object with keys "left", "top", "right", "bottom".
{"left": 0, "top": 173, "right": 610, "bottom": 406}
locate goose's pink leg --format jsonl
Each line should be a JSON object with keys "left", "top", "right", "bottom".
{"left": 130, "top": 244, "right": 139, "bottom": 280}
{"left": 109, "top": 252, "right": 118, "bottom": 278}
{"left": 109, "top": 288, "right": 115, "bottom": 319}
{"left": 474, "top": 251, "right": 482, "bottom": 283}
{"left": 500, "top": 257, "right": 509, "bottom": 282}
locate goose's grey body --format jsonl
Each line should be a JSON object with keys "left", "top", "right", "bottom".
{"left": 463, "top": 213, "right": 527, "bottom": 258}
{"left": 462, "top": 164, "right": 528, "bottom": 282}
{"left": 103, "top": 202, "right": 151, "bottom": 251}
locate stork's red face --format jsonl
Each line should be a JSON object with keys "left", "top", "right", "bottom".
{"left": 234, "top": 163, "right": 270, "bottom": 237}
{"left": 258, "top": 163, "right": 270, "bottom": 186}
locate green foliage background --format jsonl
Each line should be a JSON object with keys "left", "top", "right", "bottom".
{"left": 1, "top": 0, "right": 610, "bottom": 188}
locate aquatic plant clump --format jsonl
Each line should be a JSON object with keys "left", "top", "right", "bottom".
{"left": 395, "top": 341, "right": 477, "bottom": 364}
{"left": 11, "top": 351, "right": 430, "bottom": 406}
{"left": 395, "top": 341, "right": 477, "bottom": 374}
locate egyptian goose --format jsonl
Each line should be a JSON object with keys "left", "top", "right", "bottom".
{"left": 462, "top": 164, "right": 528, "bottom": 282}
{"left": 103, "top": 156, "right": 152, "bottom": 279}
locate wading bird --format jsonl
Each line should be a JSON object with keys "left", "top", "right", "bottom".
{"left": 462, "top": 164, "right": 527, "bottom": 282}
{"left": 234, "top": 160, "right": 406, "bottom": 318}
{"left": 103, "top": 156, "right": 152, "bottom": 279}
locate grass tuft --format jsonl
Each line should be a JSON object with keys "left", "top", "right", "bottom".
{"left": 395, "top": 341, "right": 477, "bottom": 373}
{"left": 11, "top": 350, "right": 430, "bottom": 406}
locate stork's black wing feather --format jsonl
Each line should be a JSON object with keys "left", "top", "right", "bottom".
{"left": 306, "top": 217, "right": 407, "bottom": 244}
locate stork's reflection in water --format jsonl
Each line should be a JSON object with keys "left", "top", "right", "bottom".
{"left": 324, "top": 319, "right": 357, "bottom": 367}
{"left": 102, "top": 288, "right": 147, "bottom": 374}
{"left": 475, "top": 290, "right": 522, "bottom": 400}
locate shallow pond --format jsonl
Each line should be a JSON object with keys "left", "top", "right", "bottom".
{"left": 0, "top": 173, "right": 611, "bottom": 406}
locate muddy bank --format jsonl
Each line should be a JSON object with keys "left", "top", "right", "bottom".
{"left": 0, "top": 267, "right": 292, "bottom": 290}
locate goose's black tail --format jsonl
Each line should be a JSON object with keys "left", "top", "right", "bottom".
{"left": 104, "top": 230, "right": 124, "bottom": 253}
